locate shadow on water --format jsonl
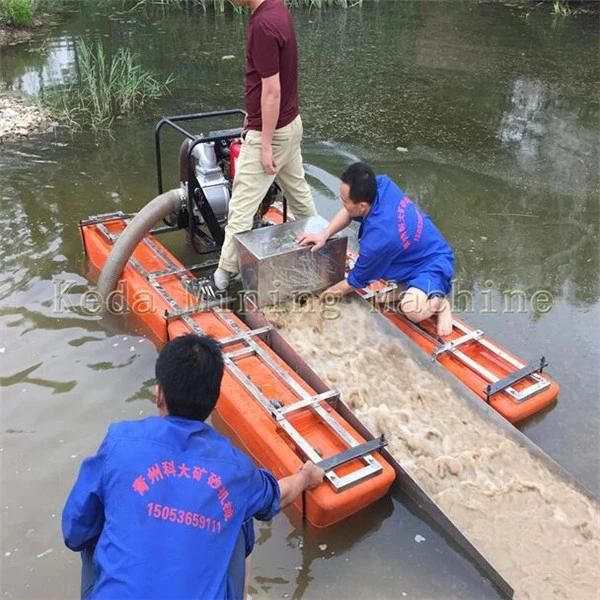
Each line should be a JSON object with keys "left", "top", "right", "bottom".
{"left": 0, "top": 1, "right": 598, "bottom": 598}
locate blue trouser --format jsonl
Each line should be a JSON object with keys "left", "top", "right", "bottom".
{"left": 80, "top": 544, "right": 96, "bottom": 599}
{"left": 81, "top": 520, "right": 254, "bottom": 599}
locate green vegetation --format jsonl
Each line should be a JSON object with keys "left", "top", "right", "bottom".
{"left": 285, "top": 0, "right": 362, "bottom": 6}
{"left": 552, "top": 0, "right": 571, "bottom": 16}
{"left": 128, "top": 0, "right": 362, "bottom": 10}
{"left": 1, "top": 0, "right": 363, "bottom": 25}
{"left": 502, "top": 1, "right": 592, "bottom": 17}
{"left": 0, "top": 0, "right": 33, "bottom": 26}
{"left": 42, "top": 40, "right": 173, "bottom": 129}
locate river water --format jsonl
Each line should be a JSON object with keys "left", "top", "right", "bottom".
{"left": 0, "top": 2, "right": 598, "bottom": 598}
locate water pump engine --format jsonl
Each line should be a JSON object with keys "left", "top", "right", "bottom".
{"left": 191, "top": 141, "right": 230, "bottom": 223}
{"left": 157, "top": 110, "right": 285, "bottom": 255}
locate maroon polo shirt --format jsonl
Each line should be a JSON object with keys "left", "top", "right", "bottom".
{"left": 245, "top": 0, "right": 299, "bottom": 131}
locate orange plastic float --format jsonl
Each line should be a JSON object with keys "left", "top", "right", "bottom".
{"left": 356, "top": 280, "right": 559, "bottom": 423}
{"left": 80, "top": 214, "right": 396, "bottom": 528}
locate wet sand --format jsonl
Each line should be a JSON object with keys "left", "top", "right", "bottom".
{"left": 266, "top": 299, "right": 600, "bottom": 599}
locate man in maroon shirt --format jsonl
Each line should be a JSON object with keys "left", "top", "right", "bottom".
{"left": 214, "top": 0, "right": 316, "bottom": 290}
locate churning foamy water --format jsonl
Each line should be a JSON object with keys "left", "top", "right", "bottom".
{"left": 266, "top": 299, "right": 600, "bottom": 599}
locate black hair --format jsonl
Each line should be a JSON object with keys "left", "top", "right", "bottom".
{"left": 340, "top": 162, "right": 377, "bottom": 204}
{"left": 155, "top": 334, "right": 224, "bottom": 421}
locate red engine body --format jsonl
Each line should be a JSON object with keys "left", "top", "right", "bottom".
{"left": 229, "top": 140, "right": 242, "bottom": 180}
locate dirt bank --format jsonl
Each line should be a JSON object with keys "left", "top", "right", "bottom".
{"left": 0, "top": 23, "right": 38, "bottom": 47}
{"left": 0, "top": 93, "right": 55, "bottom": 142}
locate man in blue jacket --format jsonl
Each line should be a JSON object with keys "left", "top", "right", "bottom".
{"left": 299, "top": 162, "right": 454, "bottom": 336}
{"left": 62, "top": 334, "right": 324, "bottom": 599}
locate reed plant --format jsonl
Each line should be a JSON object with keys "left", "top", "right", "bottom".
{"left": 42, "top": 39, "right": 172, "bottom": 129}
{"left": 285, "top": 0, "right": 362, "bottom": 7}
{"left": 0, "top": 0, "right": 34, "bottom": 26}
{"left": 127, "top": 0, "right": 362, "bottom": 10}
{"left": 552, "top": 0, "right": 571, "bottom": 16}
{"left": 126, "top": 0, "right": 236, "bottom": 11}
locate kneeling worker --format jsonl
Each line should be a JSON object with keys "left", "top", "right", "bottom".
{"left": 299, "top": 162, "right": 454, "bottom": 337}
{"left": 62, "top": 334, "right": 324, "bottom": 599}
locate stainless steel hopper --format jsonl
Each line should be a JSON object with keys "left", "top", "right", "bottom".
{"left": 234, "top": 216, "right": 347, "bottom": 308}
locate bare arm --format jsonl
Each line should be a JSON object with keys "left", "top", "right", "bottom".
{"left": 278, "top": 461, "right": 325, "bottom": 508}
{"left": 321, "top": 279, "right": 354, "bottom": 298}
{"left": 323, "top": 208, "right": 353, "bottom": 238}
{"left": 260, "top": 73, "right": 281, "bottom": 175}
{"left": 298, "top": 208, "right": 352, "bottom": 252}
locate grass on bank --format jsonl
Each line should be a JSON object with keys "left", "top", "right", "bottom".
{"left": 124, "top": 0, "right": 362, "bottom": 12}
{"left": 0, "top": 0, "right": 33, "bottom": 26}
{"left": 0, "top": 0, "right": 361, "bottom": 26}
{"left": 2, "top": 0, "right": 588, "bottom": 25}
{"left": 137, "top": 0, "right": 362, "bottom": 9}
{"left": 0, "top": 0, "right": 72, "bottom": 27}
{"left": 42, "top": 40, "right": 173, "bottom": 129}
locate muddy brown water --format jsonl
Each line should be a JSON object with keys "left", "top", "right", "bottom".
{"left": 265, "top": 299, "right": 600, "bottom": 599}
{"left": 1, "top": 2, "right": 598, "bottom": 598}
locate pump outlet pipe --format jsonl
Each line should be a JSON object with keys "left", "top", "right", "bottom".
{"left": 97, "top": 188, "right": 185, "bottom": 309}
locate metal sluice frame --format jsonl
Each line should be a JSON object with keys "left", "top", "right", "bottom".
{"left": 89, "top": 215, "right": 386, "bottom": 493}
{"left": 362, "top": 284, "right": 551, "bottom": 405}
{"left": 244, "top": 296, "right": 600, "bottom": 600}
{"left": 431, "top": 319, "right": 550, "bottom": 404}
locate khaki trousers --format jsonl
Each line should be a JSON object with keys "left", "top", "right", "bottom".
{"left": 218, "top": 115, "right": 316, "bottom": 273}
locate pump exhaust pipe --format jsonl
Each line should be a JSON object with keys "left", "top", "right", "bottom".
{"left": 97, "top": 188, "right": 185, "bottom": 309}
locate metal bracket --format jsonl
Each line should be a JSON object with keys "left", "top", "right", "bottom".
{"left": 211, "top": 307, "right": 384, "bottom": 491}
{"left": 163, "top": 296, "right": 235, "bottom": 320}
{"left": 95, "top": 222, "right": 119, "bottom": 244}
{"left": 432, "top": 329, "right": 484, "bottom": 360}
{"left": 397, "top": 316, "right": 552, "bottom": 405}
{"left": 274, "top": 390, "right": 339, "bottom": 417}
{"left": 316, "top": 436, "right": 387, "bottom": 471}
{"left": 224, "top": 346, "right": 257, "bottom": 361}
{"left": 361, "top": 283, "right": 399, "bottom": 301}
{"left": 147, "top": 261, "right": 219, "bottom": 281}
{"left": 219, "top": 326, "right": 272, "bottom": 348}
{"left": 183, "top": 279, "right": 217, "bottom": 300}
{"left": 79, "top": 212, "right": 133, "bottom": 228}
{"left": 485, "top": 357, "right": 549, "bottom": 402}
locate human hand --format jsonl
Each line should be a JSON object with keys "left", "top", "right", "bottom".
{"left": 318, "top": 286, "right": 338, "bottom": 301}
{"left": 299, "top": 461, "right": 325, "bottom": 490}
{"left": 318, "top": 279, "right": 352, "bottom": 300}
{"left": 297, "top": 231, "right": 328, "bottom": 252}
{"left": 261, "top": 143, "right": 277, "bottom": 175}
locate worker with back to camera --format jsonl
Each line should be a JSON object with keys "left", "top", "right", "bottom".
{"left": 298, "top": 162, "right": 455, "bottom": 337}
{"left": 62, "top": 334, "right": 324, "bottom": 599}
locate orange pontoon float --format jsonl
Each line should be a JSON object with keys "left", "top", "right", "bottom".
{"left": 80, "top": 213, "right": 395, "bottom": 528}
{"left": 357, "top": 281, "right": 559, "bottom": 423}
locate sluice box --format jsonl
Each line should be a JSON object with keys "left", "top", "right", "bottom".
{"left": 234, "top": 216, "right": 347, "bottom": 307}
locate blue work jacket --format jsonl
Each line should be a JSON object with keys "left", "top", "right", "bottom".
{"left": 62, "top": 416, "right": 280, "bottom": 599}
{"left": 347, "top": 176, "right": 454, "bottom": 289}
